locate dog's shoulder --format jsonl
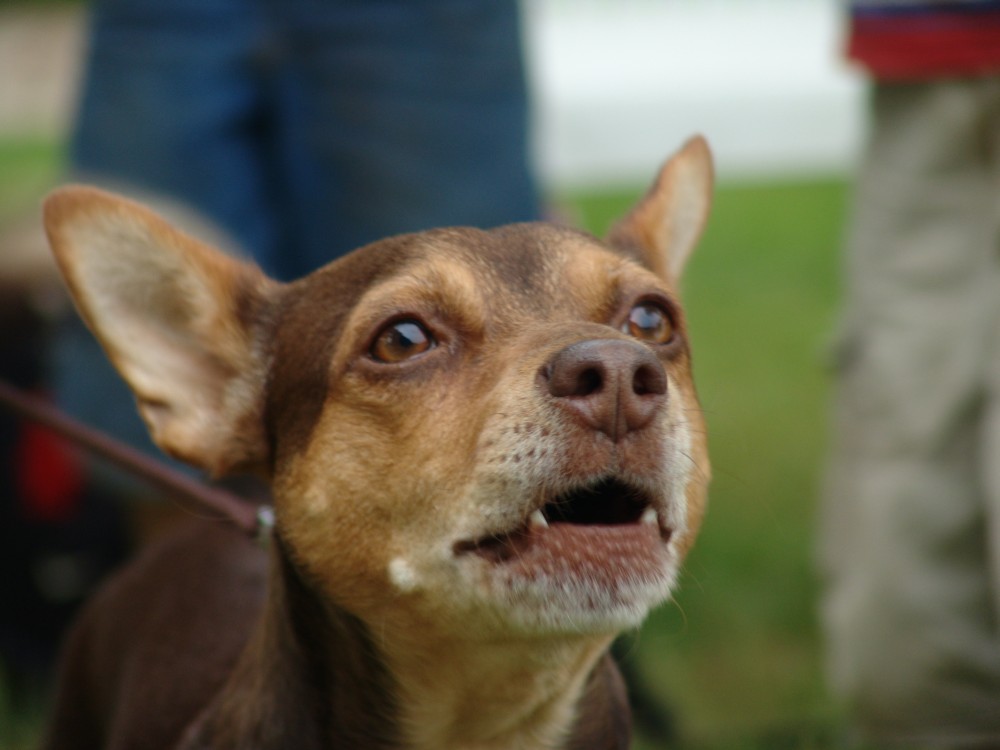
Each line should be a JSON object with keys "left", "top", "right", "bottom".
{"left": 566, "top": 652, "right": 632, "bottom": 750}
{"left": 43, "top": 519, "right": 267, "bottom": 750}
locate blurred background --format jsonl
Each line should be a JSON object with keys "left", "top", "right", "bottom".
{"left": 1, "top": 0, "right": 862, "bottom": 747}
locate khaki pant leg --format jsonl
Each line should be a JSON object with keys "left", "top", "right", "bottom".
{"left": 981, "top": 76, "right": 1000, "bottom": 693}
{"left": 820, "top": 79, "right": 1000, "bottom": 747}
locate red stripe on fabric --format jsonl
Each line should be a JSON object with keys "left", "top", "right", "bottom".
{"left": 847, "top": 16, "right": 1000, "bottom": 78}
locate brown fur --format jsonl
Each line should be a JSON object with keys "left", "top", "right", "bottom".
{"left": 41, "top": 137, "right": 714, "bottom": 750}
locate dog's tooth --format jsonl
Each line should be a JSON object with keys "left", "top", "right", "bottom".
{"left": 640, "top": 507, "right": 659, "bottom": 527}
{"left": 529, "top": 509, "right": 548, "bottom": 529}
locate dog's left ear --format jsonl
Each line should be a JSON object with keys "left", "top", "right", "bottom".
{"left": 607, "top": 135, "right": 714, "bottom": 283}
{"left": 43, "top": 186, "right": 280, "bottom": 477}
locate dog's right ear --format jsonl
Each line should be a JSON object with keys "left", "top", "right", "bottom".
{"left": 606, "top": 136, "right": 713, "bottom": 285}
{"left": 43, "top": 186, "right": 280, "bottom": 477}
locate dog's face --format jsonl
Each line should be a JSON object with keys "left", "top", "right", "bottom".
{"left": 44, "top": 138, "right": 712, "bottom": 645}
{"left": 270, "top": 224, "right": 708, "bottom": 637}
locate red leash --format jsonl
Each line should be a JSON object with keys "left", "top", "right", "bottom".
{"left": 0, "top": 379, "right": 272, "bottom": 542}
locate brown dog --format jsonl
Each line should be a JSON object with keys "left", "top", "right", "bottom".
{"left": 39, "top": 137, "right": 713, "bottom": 750}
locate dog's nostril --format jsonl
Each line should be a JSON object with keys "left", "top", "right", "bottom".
{"left": 574, "top": 366, "right": 604, "bottom": 397}
{"left": 633, "top": 362, "right": 667, "bottom": 396}
{"left": 546, "top": 359, "right": 606, "bottom": 399}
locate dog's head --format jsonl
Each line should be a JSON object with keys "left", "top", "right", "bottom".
{"left": 44, "top": 138, "right": 712, "bottom": 644}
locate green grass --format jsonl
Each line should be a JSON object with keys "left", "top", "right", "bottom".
{"left": 0, "top": 136, "right": 63, "bottom": 223}
{"left": 566, "top": 180, "right": 849, "bottom": 748}
{"left": 0, "top": 668, "right": 47, "bottom": 750}
{"left": 0, "top": 136, "right": 851, "bottom": 748}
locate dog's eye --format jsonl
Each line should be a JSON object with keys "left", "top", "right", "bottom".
{"left": 622, "top": 303, "right": 674, "bottom": 344}
{"left": 370, "top": 319, "right": 434, "bottom": 363}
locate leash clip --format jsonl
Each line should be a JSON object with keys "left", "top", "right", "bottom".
{"left": 255, "top": 505, "right": 276, "bottom": 548}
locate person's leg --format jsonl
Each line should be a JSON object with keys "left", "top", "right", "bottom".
{"left": 267, "top": 0, "right": 540, "bottom": 279}
{"left": 980, "top": 75, "right": 1000, "bottom": 679}
{"left": 71, "top": 0, "right": 278, "bottom": 259}
{"left": 820, "top": 78, "right": 1000, "bottom": 746}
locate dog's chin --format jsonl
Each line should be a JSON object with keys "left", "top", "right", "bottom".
{"left": 480, "top": 527, "right": 678, "bottom": 635}
{"left": 452, "top": 477, "right": 681, "bottom": 635}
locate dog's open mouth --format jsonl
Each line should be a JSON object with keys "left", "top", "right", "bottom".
{"left": 454, "top": 477, "right": 672, "bottom": 567}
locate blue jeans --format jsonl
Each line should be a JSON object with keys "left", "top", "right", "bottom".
{"left": 55, "top": 0, "right": 539, "bottom": 476}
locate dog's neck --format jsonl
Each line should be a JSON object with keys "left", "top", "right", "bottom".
{"left": 380, "top": 618, "right": 612, "bottom": 750}
{"left": 184, "top": 537, "right": 628, "bottom": 750}
{"left": 182, "top": 538, "right": 398, "bottom": 749}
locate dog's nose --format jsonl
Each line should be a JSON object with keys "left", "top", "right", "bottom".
{"left": 541, "top": 339, "right": 667, "bottom": 441}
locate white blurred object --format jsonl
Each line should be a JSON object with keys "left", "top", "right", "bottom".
{"left": 523, "top": 0, "right": 868, "bottom": 187}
